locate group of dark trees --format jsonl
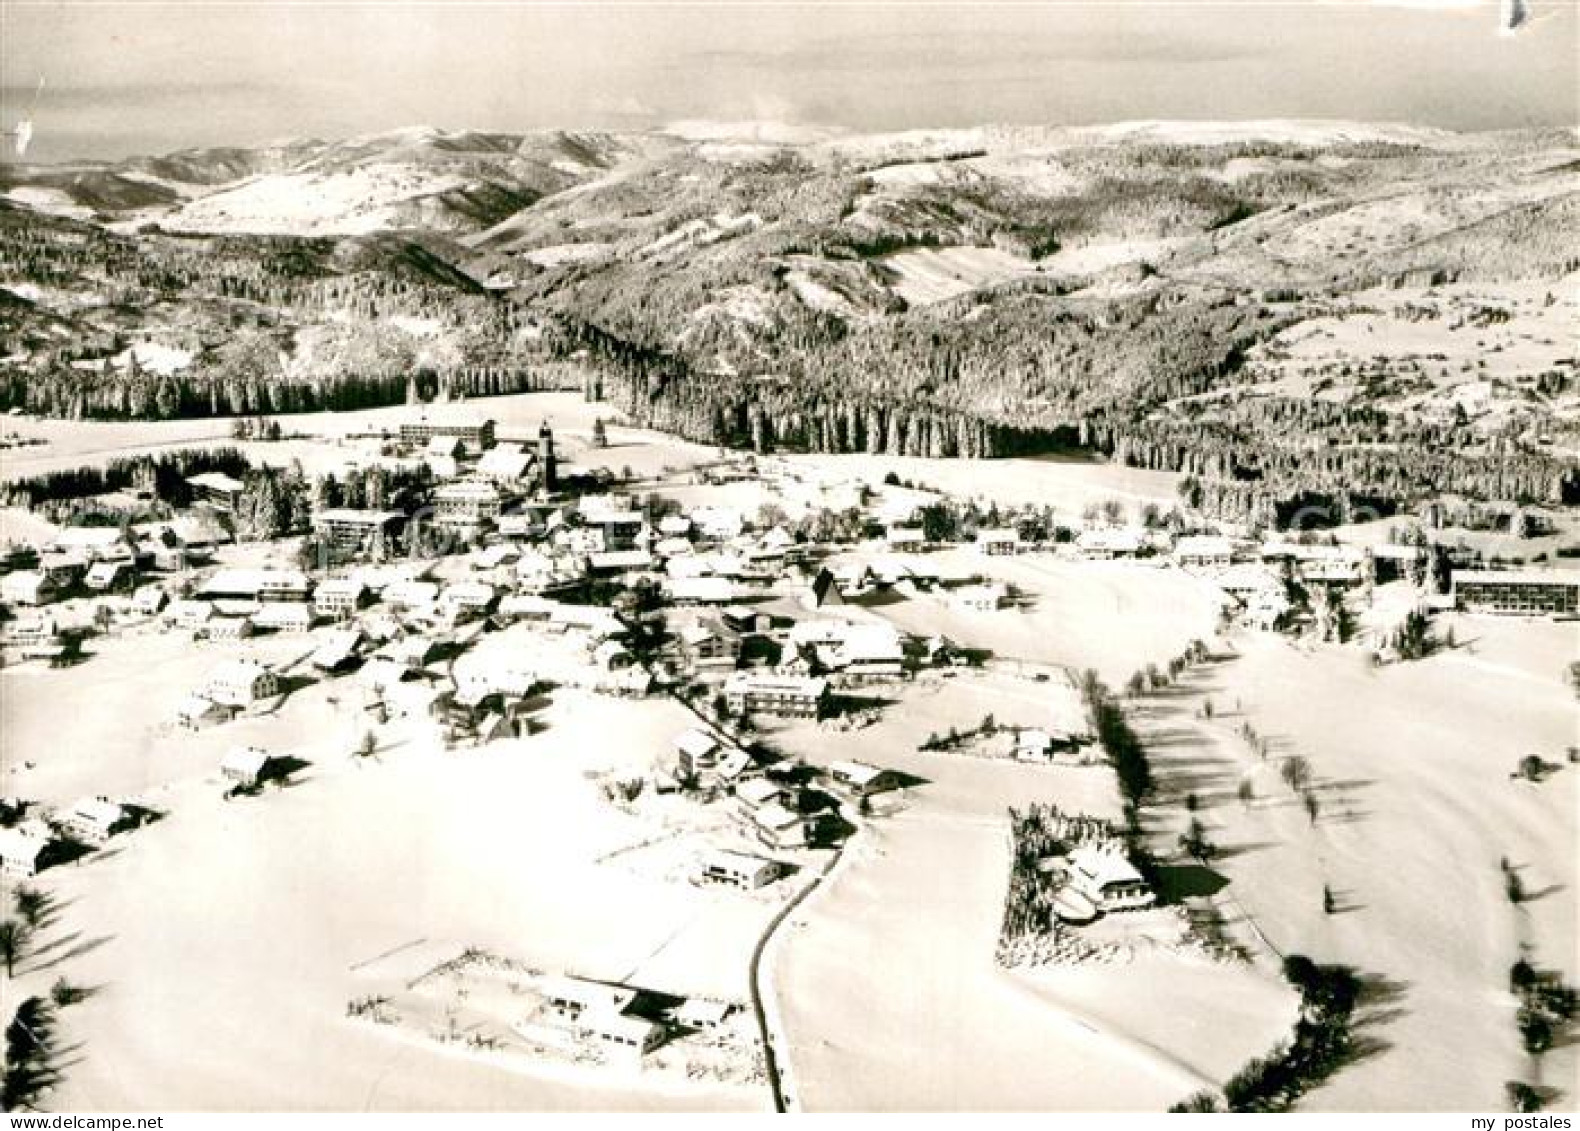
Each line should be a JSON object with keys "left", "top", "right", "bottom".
{"left": 0, "top": 447, "right": 249, "bottom": 514}
{"left": 1000, "top": 804, "right": 1116, "bottom": 941}
{"left": 1080, "top": 670, "right": 1154, "bottom": 818}
{"left": 1506, "top": 954, "right": 1576, "bottom": 1111}
{"left": 1172, "top": 957, "right": 1364, "bottom": 1112}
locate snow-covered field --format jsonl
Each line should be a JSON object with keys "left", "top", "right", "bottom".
{"left": 784, "top": 450, "right": 1183, "bottom": 517}
{"left": 878, "top": 246, "right": 1038, "bottom": 306}
{"left": 2, "top": 383, "right": 1573, "bottom": 1111}
{"left": 0, "top": 391, "right": 720, "bottom": 486}
{"left": 158, "top": 166, "right": 469, "bottom": 236}
{"left": 1, "top": 633, "right": 771, "bottom": 1111}
{"left": 838, "top": 548, "right": 1226, "bottom": 686}
{"left": 764, "top": 672, "right": 1297, "bottom": 1110}
{"left": 1129, "top": 618, "right": 1578, "bottom": 1109}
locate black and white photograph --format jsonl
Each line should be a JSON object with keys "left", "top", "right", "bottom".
{"left": 0, "top": 0, "right": 1575, "bottom": 1116}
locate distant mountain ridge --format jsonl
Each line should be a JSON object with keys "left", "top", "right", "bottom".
{"left": 1, "top": 120, "right": 1575, "bottom": 521}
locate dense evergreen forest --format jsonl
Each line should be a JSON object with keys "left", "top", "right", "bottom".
{"left": 3, "top": 125, "right": 1577, "bottom": 526}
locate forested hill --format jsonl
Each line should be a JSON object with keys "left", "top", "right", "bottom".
{"left": 1, "top": 121, "right": 1577, "bottom": 521}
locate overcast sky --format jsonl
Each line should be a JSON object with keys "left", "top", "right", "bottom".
{"left": 1, "top": 0, "right": 1574, "bottom": 162}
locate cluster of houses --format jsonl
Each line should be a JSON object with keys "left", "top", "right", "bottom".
{"left": 0, "top": 795, "right": 142, "bottom": 878}
{"left": 522, "top": 974, "right": 745, "bottom": 1063}
{"left": 655, "top": 721, "right": 912, "bottom": 879}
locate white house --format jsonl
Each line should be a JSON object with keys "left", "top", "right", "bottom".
{"left": 752, "top": 802, "right": 825, "bottom": 850}
{"left": 438, "top": 580, "right": 497, "bottom": 617}
{"left": 167, "top": 599, "right": 214, "bottom": 630}
{"left": 1062, "top": 844, "right": 1155, "bottom": 912}
{"left": 383, "top": 579, "right": 441, "bottom": 611}
{"left": 314, "top": 578, "right": 366, "bottom": 620}
{"left": 1077, "top": 528, "right": 1144, "bottom": 560}
{"left": 697, "top": 848, "right": 785, "bottom": 890}
{"left": 975, "top": 528, "right": 1022, "bottom": 556}
{"left": 886, "top": 526, "right": 926, "bottom": 553}
{"left": 1174, "top": 534, "right": 1236, "bottom": 571}
{"left": 310, "top": 628, "right": 363, "bottom": 672}
{"left": 203, "top": 659, "right": 279, "bottom": 709}
{"left": 0, "top": 825, "right": 50, "bottom": 878}
{"left": 0, "top": 571, "right": 59, "bottom": 606}
{"left": 221, "top": 746, "right": 271, "bottom": 788}
{"left": 251, "top": 602, "right": 314, "bottom": 633}
{"left": 733, "top": 777, "right": 786, "bottom": 810}
{"left": 673, "top": 727, "right": 723, "bottom": 773}
{"left": 132, "top": 585, "right": 168, "bottom": 616}
{"left": 724, "top": 672, "right": 829, "bottom": 718}
{"left": 577, "top": 1010, "right": 666, "bottom": 1058}
{"left": 825, "top": 760, "right": 904, "bottom": 799}
{"left": 63, "top": 796, "right": 129, "bottom": 844}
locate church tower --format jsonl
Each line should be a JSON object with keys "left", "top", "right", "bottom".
{"left": 538, "top": 421, "right": 557, "bottom": 495}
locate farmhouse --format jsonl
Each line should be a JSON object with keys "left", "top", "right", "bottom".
{"left": 825, "top": 760, "right": 905, "bottom": 799}
{"left": 63, "top": 796, "right": 130, "bottom": 844}
{"left": 1174, "top": 534, "right": 1236, "bottom": 571}
{"left": 533, "top": 976, "right": 667, "bottom": 1058}
{"left": 314, "top": 578, "right": 367, "bottom": 620}
{"left": 437, "top": 580, "right": 497, "bottom": 618}
{"left": 132, "top": 585, "right": 168, "bottom": 616}
{"left": 84, "top": 560, "right": 133, "bottom": 593}
{"left": 585, "top": 509, "right": 646, "bottom": 552}
{"left": 203, "top": 659, "right": 279, "bottom": 708}
{"left": 689, "top": 505, "right": 746, "bottom": 541}
{"left": 724, "top": 672, "right": 829, "bottom": 719}
{"left": 167, "top": 599, "right": 214, "bottom": 630}
{"left": 476, "top": 442, "right": 534, "bottom": 487}
{"left": 579, "top": 1011, "right": 667, "bottom": 1059}
{"left": 1011, "top": 728, "right": 1075, "bottom": 763}
{"left": 0, "top": 826, "right": 49, "bottom": 878}
{"left": 382, "top": 580, "right": 440, "bottom": 611}
{"left": 975, "top": 528, "right": 1023, "bottom": 556}
{"left": 733, "top": 777, "right": 786, "bottom": 811}
{"left": 0, "top": 571, "right": 59, "bottom": 606}
{"left": 788, "top": 620, "right": 904, "bottom": 682}
{"left": 175, "top": 695, "right": 230, "bottom": 729}
{"left": 886, "top": 526, "right": 926, "bottom": 553}
{"left": 1062, "top": 845, "right": 1156, "bottom": 913}
{"left": 751, "top": 802, "right": 829, "bottom": 851}
{"left": 251, "top": 602, "right": 314, "bottom": 634}
{"left": 515, "top": 548, "right": 585, "bottom": 594}
{"left": 51, "top": 526, "right": 134, "bottom": 562}
{"left": 1077, "top": 528, "right": 1144, "bottom": 560}
{"left": 206, "top": 615, "right": 253, "bottom": 642}
{"left": 221, "top": 746, "right": 271, "bottom": 788}
{"left": 1452, "top": 569, "right": 1580, "bottom": 615}
{"left": 310, "top": 628, "right": 363, "bottom": 672}
{"left": 697, "top": 848, "right": 784, "bottom": 890}
{"left": 674, "top": 997, "right": 738, "bottom": 1034}
{"left": 587, "top": 549, "right": 655, "bottom": 576}
{"left": 1216, "top": 563, "right": 1282, "bottom": 601}
{"left": 678, "top": 618, "right": 741, "bottom": 670}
